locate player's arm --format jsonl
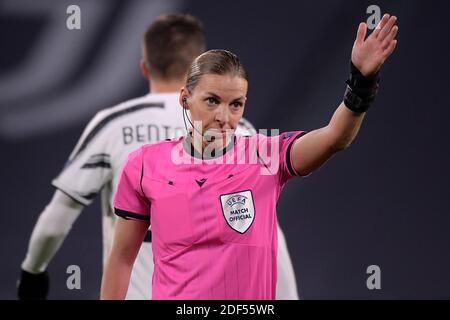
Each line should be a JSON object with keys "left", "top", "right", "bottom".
{"left": 291, "top": 14, "right": 398, "bottom": 176}
{"left": 18, "top": 109, "right": 113, "bottom": 299}
{"left": 100, "top": 217, "right": 149, "bottom": 300}
{"left": 17, "top": 190, "right": 84, "bottom": 299}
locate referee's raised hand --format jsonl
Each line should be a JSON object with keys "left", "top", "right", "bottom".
{"left": 351, "top": 14, "right": 399, "bottom": 76}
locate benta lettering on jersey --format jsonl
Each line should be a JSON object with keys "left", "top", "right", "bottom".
{"left": 122, "top": 124, "right": 185, "bottom": 144}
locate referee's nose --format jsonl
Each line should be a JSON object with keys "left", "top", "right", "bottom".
{"left": 215, "top": 104, "right": 230, "bottom": 127}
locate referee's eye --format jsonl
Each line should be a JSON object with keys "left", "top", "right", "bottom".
{"left": 231, "top": 101, "right": 243, "bottom": 110}
{"left": 206, "top": 97, "right": 220, "bottom": 106}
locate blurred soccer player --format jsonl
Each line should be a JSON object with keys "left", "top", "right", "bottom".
{"left": 18, "top": 14, "right": 299, "bottom": 300}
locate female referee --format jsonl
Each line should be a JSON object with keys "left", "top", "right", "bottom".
{"left": 101, "top": 14, "right": 398, "bottom": 299}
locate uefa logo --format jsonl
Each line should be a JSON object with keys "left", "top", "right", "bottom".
{"left": 220, "top": 190, "right": 255, "bottom": 234}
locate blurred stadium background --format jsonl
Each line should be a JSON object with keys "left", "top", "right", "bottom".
{"left": 1, "top": 0, "right": 449, "bottom": 299}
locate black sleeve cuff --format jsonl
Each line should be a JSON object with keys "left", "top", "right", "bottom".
{"left": 286, "top": 131, "right": 308, "bottom": 177}
{"left": 114, "top": 208, "right": 149, "bottom": 221}
{"left": 52, "top": 185, "right": 89, "bottom": 206}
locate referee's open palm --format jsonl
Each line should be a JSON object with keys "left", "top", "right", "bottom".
{"left": 352, "top": 14, "right": 399, "bottom": 76}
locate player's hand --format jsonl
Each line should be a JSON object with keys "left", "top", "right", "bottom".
{"left": 351, "top": 14, "right": 399, "bottom": 76}
{"left": 17, "top": 269, "right": 49, "bottom": 300}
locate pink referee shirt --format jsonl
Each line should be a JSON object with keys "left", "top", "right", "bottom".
{"left": 114, "top": 131, "right": 306, "bottom": 299}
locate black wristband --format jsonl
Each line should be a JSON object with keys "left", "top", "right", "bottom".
{"left": 17, "top": 269, "right": 49, "bottom": 300}
{"left": 343, "top": 61, "right": 380, "bottom": 113}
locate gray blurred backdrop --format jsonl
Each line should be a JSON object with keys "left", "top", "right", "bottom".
{"left": 1, "top": 0, "right": 449, "bottom": 299}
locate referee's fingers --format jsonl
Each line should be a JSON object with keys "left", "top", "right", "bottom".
{"left": 378, "top": 16, "right": 397, "bottom": 41}
{"left": 383, "top": 39, "right": 398, "bottom": 59}
{"left": 381, "top": 25, "right": 399, "bottom": 49}
{"left": 372, "top": 14, "right": 390, "bottom": 38}
{"left": 355, "top": 22, "right": 367, "bottom": 45}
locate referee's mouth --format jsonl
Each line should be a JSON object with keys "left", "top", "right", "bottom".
{"left": 203, "top": 128, "right": 235, "bottom": 146}
{"left": 204, "top": 128, "right": 234, "bottom": 137}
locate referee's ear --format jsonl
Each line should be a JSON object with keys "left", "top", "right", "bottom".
{"left": 179, "top": 88, "right": 190, "bottom": 109}
{"left": 140, "top": 59, "right": 151, "bottom": 81}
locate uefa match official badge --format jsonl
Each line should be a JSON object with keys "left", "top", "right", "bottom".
{"left": 220, "top": 190, "right": 255, "bottom": 234}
